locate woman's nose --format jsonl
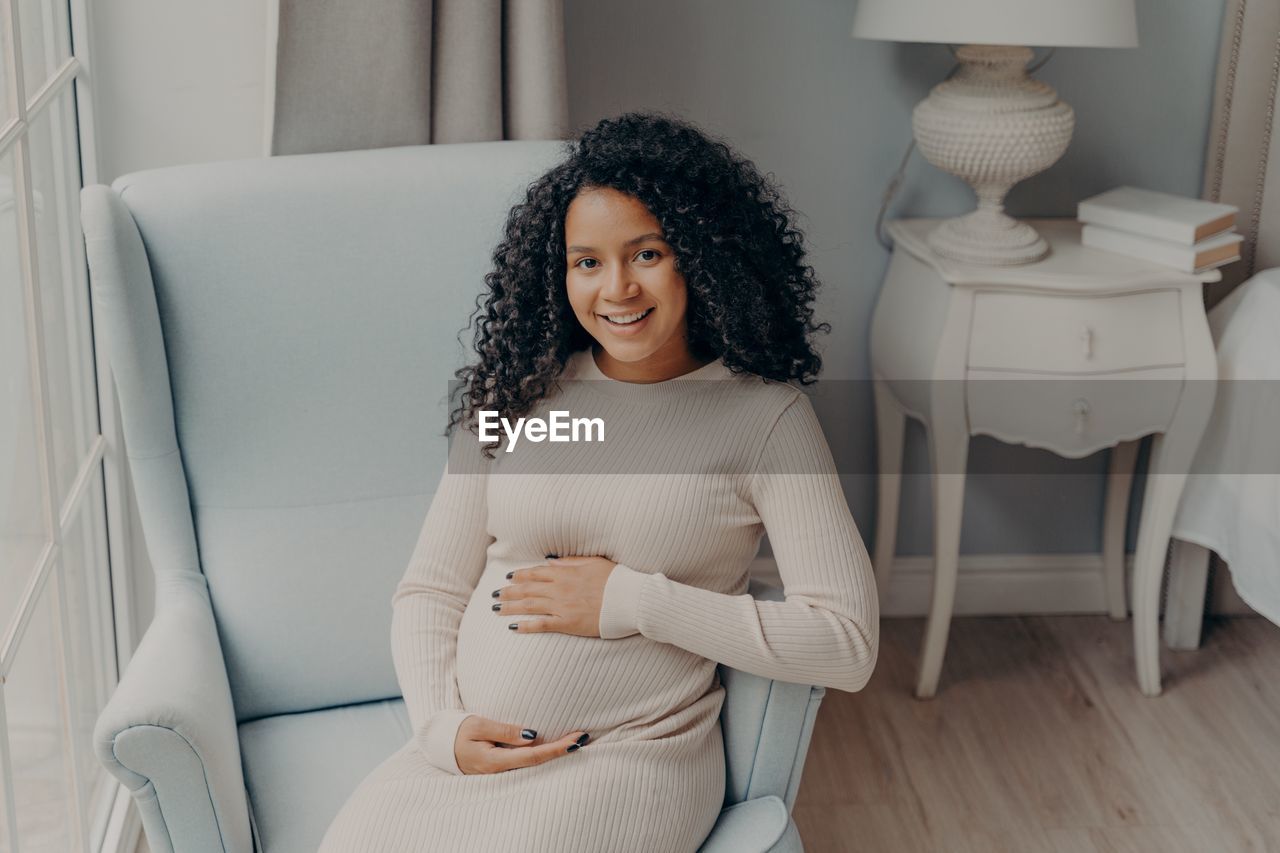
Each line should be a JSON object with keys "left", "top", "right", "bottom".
{"left": 603, "top": 265, "right": 638, "bottom": 299}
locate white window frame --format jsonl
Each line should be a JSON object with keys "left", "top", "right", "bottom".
{"left": 1, "top": 0, "right": 139, "bottom": 850}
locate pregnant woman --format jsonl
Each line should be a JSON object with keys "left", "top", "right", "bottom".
{"left": 318, "top": 112, "right": 879, "bottom": 852}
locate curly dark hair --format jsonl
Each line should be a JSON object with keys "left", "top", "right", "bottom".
{"left": 445, "top": 111, "right": 831, "bottom": 452}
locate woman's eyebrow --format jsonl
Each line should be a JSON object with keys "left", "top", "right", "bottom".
{"left": 567, "top": 232, "right": 666, "bottom": 253}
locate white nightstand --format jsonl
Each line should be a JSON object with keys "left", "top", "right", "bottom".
{"left": 871, "top": 218, "right": 1220, "bottom": 698}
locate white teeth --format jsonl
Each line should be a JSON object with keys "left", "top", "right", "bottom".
{"left": 601, "top": 308, "right": 653, "bottom": 325}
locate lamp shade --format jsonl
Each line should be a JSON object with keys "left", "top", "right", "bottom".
{"left": 851, "top": 0, "right": 1138, "bottom": 48}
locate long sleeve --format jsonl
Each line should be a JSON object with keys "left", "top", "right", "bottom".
{"left": 391, "top": 433, "right": 493, "bottom": 774}
{"left": 597, "top": 391, "right": 880, "bottom": 693}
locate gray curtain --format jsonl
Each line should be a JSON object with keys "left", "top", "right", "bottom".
{"left": 270, "top": 0, "right": 569, "bottom": 155}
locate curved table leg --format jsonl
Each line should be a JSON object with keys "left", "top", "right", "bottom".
{"left": 1103, "top": 440, "right": 1138, "bottom": 620}
{"left": 916, "top": 415, "right": 968, "bottom": 699}
{"left": 1132, "top": 444, "right": 1184, "bottom": 697}
{"left": 1133, "top": 378, "right": 1215, "bottom": 695}
{"left": 873, "top": 379, "right": 906, "bottom": 609}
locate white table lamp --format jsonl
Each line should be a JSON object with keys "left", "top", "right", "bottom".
{"left": 853, "top": 0, "right": 1138, "bottom": 265}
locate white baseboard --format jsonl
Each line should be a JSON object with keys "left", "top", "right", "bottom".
{"left": 749, "top": 553, "right": 1255, "bottom": 618}
{"left": 99, "top": 783, "right": 142, "bottom": 853}
{"left": 879, "top": 553, "right": 1125, "bottom": 617}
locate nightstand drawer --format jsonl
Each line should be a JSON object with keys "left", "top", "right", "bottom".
{"left": 966, "top": 367, "right": 1184, "bottom": 458}
{"left": 968, "top": 290, "right": 1183, "bottom": 373}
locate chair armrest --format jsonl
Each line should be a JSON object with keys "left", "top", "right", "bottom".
{"left": 94, "top": 573, "right": 252, "bottom": 853}
{"left": 718, "top": 577, "right": 827, "bottom": 809}
{"left": 699, "top": 796, "right": 803, "bottom": 853}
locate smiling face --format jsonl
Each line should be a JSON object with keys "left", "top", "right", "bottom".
{"left": 564, "top": 186, "right": 705, "bottom": 382}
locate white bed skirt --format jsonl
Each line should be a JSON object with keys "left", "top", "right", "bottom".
{"left": 1173, "top": 269, "right": 1280, "bottom": 626}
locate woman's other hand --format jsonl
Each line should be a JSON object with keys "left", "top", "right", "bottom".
{"left": 454, "top": 715, "right": 591, "bottom": 774}
{"left": 490, "top": 555, "right": 615, "bottom": 637}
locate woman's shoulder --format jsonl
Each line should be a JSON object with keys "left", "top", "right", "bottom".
{"left": 701, "top": 367, "right": 817, "bottom": 460}
{"left": 717, "top": 362, "right": 807, "bottom": 409}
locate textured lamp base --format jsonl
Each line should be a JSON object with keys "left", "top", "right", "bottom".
{"left": 912, "top": 44, "right": 1073, "bottom": 267}
{"left": 927, "top": 206, "right": 1049, "bottom": 266}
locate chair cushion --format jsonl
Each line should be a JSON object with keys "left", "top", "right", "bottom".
{"left": 238, "top": 698, "right": 793, "bottom": 853}
{"left": 239, "top": 698, "right": 412, "bottom": 853}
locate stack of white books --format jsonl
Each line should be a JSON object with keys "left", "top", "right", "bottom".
{"left": 1077, "top": 186, "right": 1242, "bottom": 274}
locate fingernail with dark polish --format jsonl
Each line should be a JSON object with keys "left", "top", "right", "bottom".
{"left": 508, "top": 623, "right": 519, "bottom": 631}
{"left": 575, "top": 733, "right": 590, "bottom": 746}
{"left": 505, "top": 571, "right": 514, "bottom": 579}
{"left": 491, "top": 603, "right": 501, "bottom": 611}
{"left": 491, "top": 589, "right": 500, "bottom": 598}
{"left": 521, "top": 728, "right": 537, "bottom": 740}
{"left": 566, "top": 743, "right": 580, "bottom": 752}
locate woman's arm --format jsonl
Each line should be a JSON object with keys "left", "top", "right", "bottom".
{"left": 597, "top": 391, "right": 880, "bottom": 693}
{"left": 391, "top": 433, "right": 493, "bottom": 773}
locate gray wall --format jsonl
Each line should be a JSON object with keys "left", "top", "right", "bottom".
{"left": 90, "top": 0, "right": 267, "bottom": 182}
{"left": 565, "top": 0, "right": 1225, "bottom": 557}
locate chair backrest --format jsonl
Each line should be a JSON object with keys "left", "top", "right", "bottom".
{"left": 86, "top": 142, "right": 566, "bottom": 721}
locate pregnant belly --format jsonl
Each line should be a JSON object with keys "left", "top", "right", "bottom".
{"left": 454, "top": 566, "right": 714, "bottom": 739}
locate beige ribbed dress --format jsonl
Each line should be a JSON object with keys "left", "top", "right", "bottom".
{"left": 317, "top": 347, "right": 879, "bottom": 853}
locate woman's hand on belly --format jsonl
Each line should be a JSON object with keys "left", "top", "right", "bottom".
{"left": 490, "top": 555, "right": 615, "bottom": 637}
{"left": 454, "top": 714, "right": 591, "bottom": 774}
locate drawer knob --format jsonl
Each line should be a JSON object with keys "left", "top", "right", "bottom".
{"left": 1080, "top": 326, "right": 1094, "bottom": 359}
{"left": 1073, "top": 398, "right": 1090, "bottom": 435}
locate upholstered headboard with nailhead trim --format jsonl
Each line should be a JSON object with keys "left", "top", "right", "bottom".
{"left": 1202, "top": 0, "right": 1280, "bottom": 304}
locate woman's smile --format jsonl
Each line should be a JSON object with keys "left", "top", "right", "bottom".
{"left": 597, "top": 306, "right": 655, "bottom": 335}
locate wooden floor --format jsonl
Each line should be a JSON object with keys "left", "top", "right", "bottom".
{"left": 135, "top": 616, "right": 1279, "bottom": 853}
{"left": 793, "top": 615, "right": 1280, "bottom": 853}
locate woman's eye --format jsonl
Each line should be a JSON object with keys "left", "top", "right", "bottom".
{"left": 636, "top": 250, "right": 659, "bottom": 262}
{"left": 574, "top": 258, "right": 599, "bottom": 269}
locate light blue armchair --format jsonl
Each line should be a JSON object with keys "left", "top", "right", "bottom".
{"left": 81, "top": 141, "right": 824, "bottom": 853}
